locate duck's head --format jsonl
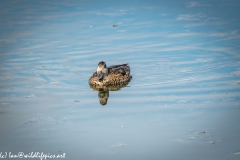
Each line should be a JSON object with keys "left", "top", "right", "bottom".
{"left": 97, "top": 61, "right": 108, "bottom": 82}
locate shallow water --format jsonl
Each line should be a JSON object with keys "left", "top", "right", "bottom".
{"left": 1, "top": 0, "right": 240, "bottom": 160}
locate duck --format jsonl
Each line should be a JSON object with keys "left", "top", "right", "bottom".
{"left": 89, "top": 61, "right": 132, "bottom": 87}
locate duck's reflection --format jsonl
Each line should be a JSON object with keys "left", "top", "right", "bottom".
{"left": 98, "top": 88, "right": 109, "bottom": 105}
{"left": 90, "top": 83, "right": 129, "bottom": 105}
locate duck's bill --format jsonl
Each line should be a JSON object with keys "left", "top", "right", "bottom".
{"left": 97, "top": 72, "right": 103, "bottom": 81}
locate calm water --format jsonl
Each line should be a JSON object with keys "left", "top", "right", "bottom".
{"left": 1, "top": 0, "right": 240, "bottom": 160}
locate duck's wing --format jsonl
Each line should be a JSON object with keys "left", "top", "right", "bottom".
{"left": 108, "top": 64, "right": 130, "bottom": 75}
{"left": 108, "top": 63, "right": 129, "bottom": 69}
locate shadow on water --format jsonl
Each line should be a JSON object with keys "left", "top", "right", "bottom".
{"left": 89, "top": 82, "right": 131, "bottom": 105}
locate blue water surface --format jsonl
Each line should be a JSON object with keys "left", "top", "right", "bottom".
{"left": 0, "top": 0, "right": 240, "bottom": 160}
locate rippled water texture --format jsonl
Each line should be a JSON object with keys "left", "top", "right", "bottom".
{"left": 0, "top": 0, "right": 240, "bottom": 160}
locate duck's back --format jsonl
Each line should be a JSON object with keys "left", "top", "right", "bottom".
{"left": 108, "top": 63, "right": 130, "bottom": 75}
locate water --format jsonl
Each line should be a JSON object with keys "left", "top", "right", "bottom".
{"left": 1, "top": 0, "right": 240, "bottom": 160}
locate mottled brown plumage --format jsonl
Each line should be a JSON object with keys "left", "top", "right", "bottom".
{"left": 89, "top": 62, "right": 132, "bottom": 87}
